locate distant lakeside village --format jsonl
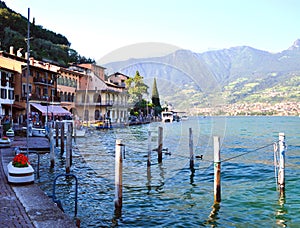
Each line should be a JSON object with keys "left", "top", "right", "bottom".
{"left": 193, "top": 101, "right": 300, "bottom": 116}
{"left": 0, "top": 46, "right": 299, "bottom": 135}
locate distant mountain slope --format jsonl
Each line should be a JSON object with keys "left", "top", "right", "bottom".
{"left": 102, "top": 40, "right": 300, "bottom": 110}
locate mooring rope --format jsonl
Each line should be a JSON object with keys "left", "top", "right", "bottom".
{"left": 273, "top": 142, "right": 279, "bottom": 189}
{"left": 220, "top": 142, "right": 277, "bottom": 163}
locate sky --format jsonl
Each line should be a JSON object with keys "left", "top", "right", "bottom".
{"left": 4, "top": 0, "right": 300, "bottom": 63}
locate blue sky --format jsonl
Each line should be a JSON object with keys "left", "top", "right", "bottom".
{"left": 5, "top": 0, "right": 300, "bottom": 62}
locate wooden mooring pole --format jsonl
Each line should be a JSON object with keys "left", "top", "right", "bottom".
{"left": 49, "top": 128, "right": 55, "bottom": 168}
{"left": 214, "top": 136, "right": 221, "bottom": 203}
{"left": 189, "top": 128, "right": 194, "bottom": 170}
{"left": 278, "top": 133, "right": 285, "bottom": 195}
{"left": 66, "top": 123, "right": 72, "bottom": 173}
{"left": 60, "top": 122, "right": 64, "bottom": 155}
{"left": 147, "top": 131, "right": 151, "bottom": 167}
{"left": 158, "top": 127, "right": 163, "bottom": 163}
{"left": 55, "top": 121, "right": 59, "bottom": 147}
{"left": 115, "top": 139, "right": 123, "bottom": 211}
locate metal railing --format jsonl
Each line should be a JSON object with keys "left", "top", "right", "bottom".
{"left": 52, "top": 173, "right": 78, "bottom": 217}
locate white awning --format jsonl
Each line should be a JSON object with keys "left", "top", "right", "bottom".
{"left": 30, "top": 103, "right": 71, "bottom": 116}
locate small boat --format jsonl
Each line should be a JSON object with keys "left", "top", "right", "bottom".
{"left": 6, "top": 128, "right": 15, "bottom": 137}
{"left": 0, "top": 136, "right": 11, "bottom": 148}
{"left": 32, "top": 127, "right": 47, "bottom": 137}
{"left": 181, "top": 115, "right": 189, "bottom": 120}
{"left": 161, "top": 111, "right": 174, "bottom": 123}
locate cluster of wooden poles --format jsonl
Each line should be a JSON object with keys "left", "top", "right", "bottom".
{"left": 114, "top": 126, "right": 222, "bottom": 214}
{"left": 114, "top": 127, "right": 286, "bottom": 215}
{"left": 47, "top": 121, "right": 74, "bottom": 173}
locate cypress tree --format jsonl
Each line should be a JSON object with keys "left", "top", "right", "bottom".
{"left": 151, "top": 78, "right": 162, "bottom": 116}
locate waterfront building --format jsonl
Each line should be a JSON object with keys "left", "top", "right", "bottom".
{"left": 0, "top": 48, "right": 132, "bottom": 129}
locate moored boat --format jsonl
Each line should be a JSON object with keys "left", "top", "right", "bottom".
{"left": 161, "top": 111, "right": 174, "bottom": 123}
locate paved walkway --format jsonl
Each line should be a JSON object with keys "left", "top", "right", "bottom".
{"left": 0, "top": 148, "right": 34, "bottom": 227}
{"left": 0, "top": 137, "right": 77, "bottom": 228}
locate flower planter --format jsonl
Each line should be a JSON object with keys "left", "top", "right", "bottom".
{"left": 0, "top": 137, "right": 11, "bottom": 148}
{"left": 7, "top": 161, "right": 34, "bottom": 184}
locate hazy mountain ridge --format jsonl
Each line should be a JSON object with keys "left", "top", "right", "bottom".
{"left": 102, "top": 41, "right": 300, "bottom": 110}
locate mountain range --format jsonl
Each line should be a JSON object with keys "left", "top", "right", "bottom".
{"left": 101, "top": 40, "right": 300, "bottom": 111}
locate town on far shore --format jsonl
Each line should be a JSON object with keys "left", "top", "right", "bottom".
{"left": 191, "top": 101, "right": 300, "bottom": 116}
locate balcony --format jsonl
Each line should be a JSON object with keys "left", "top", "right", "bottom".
{"left": 75, "top": 100, "right": 114, "bottom": 107}
{"left": 33, "top": 78, "right": 55, "bottom": 86}
{"left": 22, "top": 94, "right": 60, "bottom": 102}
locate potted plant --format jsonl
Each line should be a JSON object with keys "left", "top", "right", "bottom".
{"left": 7, "top": 153, "right": 34, "bottom": 184}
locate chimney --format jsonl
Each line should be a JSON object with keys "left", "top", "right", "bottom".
{"left": 17, "top": 48, "right": 23, "bottom": 57}
{"left": 9, "top": 46, "right": 14, "bottom": 55}
{"left": 29, "top": 57, "right": 34, "bottom": 65}
{"left": 45, "top": 63, "right": 50, "bottom": 70}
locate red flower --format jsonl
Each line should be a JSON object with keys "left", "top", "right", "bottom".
{"left": 12, "top": 154, "right": 30, "bottom": 167}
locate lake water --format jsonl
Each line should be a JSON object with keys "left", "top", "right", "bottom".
{"left": 34, "top": 116, "right": 300, "bottom": 227}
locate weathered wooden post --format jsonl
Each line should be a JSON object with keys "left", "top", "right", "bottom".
{"left": 49, "top": 127, "right": 55, "bottom": 168}
{"left": 69, "top": 122, "right": 73, "bottom": 165}
{"left": 147, "top": 131, "right": 151, "bottom": 167}
{"left": 189, "top": 128, "right": 194, "bottom": 170}
{"left": 66, "top": 123, "right": 72, "bottom": 173}
{"left": 73, "top": 121, "right": 77, "bottom": 144}
{"left": 278, "top": 133, "right": 285, "bottom": 195}
{"left": 115, "top": 139, "right": 123, "bottom": 212}
{"left": 55, "top": 121, "right": 59, "bottom": 147}
{"left": 214, "top": 136, "right": 221, "bottom": 203}
{"left": 60, "top": 122, "right": 64, "bottom": 155}
{"left": 158, "top": 127, "right": 163, "bottom": 163}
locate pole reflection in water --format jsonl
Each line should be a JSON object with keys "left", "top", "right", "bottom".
{"left": 276, "top": 192, "right": 287, "bottom": 227}
{"left": 146, "top": 166, "right": 151, "bottom": 194}
{"left": 205, "top": 203, "right": 221, "bottom": 227}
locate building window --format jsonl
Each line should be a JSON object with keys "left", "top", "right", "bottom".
{"left": 43, "top": 87, "right": 48, "bottom": 98}
{"left": 23, "top": 84, "right": 32, "bottom": 96}
{"left": 1, "top": 88, "right": 7, "bottom": 99}
{"left": 8, "top": 90, "right": 14, "bottom": 100}
{"left": 95, "top": 110, "right": 100, "bottom": 120}
{"left": 1, "top": 71, "right": 7, "bottom": 87}
{"left": 84, "top": 110, "right": 89, "bottom": 121}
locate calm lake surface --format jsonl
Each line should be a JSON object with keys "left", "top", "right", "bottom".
{"left": 34, "top": 116, "right": 300, "bottom": 227}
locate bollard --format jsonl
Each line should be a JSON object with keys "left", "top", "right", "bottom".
{"left": 147, "top": 131, "right": 151, "bottom": 167}
{"left": 158, "top": 127, "right": 163, "bottom": 163}
{"left": 60, "top": 122, "right": 64, "bottom": 155}
{"left": 49, "top": 128, "right": 55, "bottom": 168}
{"left": 115, "top": 139, "right": 123, "bottom": 211}
{"left": 278, "top": 133, "right": 285, "bottom": 195}
{"left": 214, "top": 136, "right": 221, "bottom": 203}
{"left": 189, "top": 128, "right": 194, "bottom": 170}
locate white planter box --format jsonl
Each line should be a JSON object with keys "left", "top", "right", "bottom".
{"left": 7, "top": 162, "right": 34, "bottom": 184}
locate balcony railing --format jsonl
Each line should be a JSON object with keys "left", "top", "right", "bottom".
{"left": 22, "top": 94, "right": 60, "bottom": 102}
{"left": 75, "top": 100, "right": 114, "bottom": 106}
{"left": 33, "top": 78, "right": 55, "bottom": 86}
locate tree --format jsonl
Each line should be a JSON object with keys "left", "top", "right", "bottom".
{"left": 126, "top": 71, "right": 149, "bottom": 105}
{"left": 151, "top": 78, "right": 162, "bottom": 116}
